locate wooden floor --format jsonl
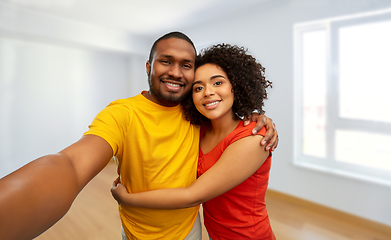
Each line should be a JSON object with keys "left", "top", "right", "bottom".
{"left": 35, "top": 161, "right": 391, "bottom": 240}
{"left": 265, "top": 190, "right": 391, "bottom": 240}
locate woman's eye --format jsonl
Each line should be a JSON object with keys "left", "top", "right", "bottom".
{"left": 214, "top": 81, "right": 222, "bottom": 86}
{"left": 193, "top": 86, "right": 203, "bottom": 92}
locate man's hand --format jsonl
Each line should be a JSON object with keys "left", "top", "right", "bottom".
{"left": 244, "top": 113, "right": 279, "bottom": 151}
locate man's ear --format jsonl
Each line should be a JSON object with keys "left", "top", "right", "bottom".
{"left": 146, "top": 61, "right": 151, "bottom": 76}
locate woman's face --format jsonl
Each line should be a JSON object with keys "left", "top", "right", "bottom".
{"left": 192, "top": 63, "right": 234, "bottom": 121}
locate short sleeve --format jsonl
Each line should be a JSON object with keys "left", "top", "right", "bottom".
{"left": 222, "top": 122, "right": 266, "bottom": 150}
{"left": 83, "top": 99, "right": 132, "bottom": 156}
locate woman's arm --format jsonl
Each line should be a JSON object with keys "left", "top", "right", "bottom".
{"left": 111, "top": 134, "right": 269, "bottom": 209}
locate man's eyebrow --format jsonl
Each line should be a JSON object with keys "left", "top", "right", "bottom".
{"left": 160, "top": 54, "right": 173, "bottom": 59}
{"left": 159, "top": 54, "right": 194, "bottom": 63}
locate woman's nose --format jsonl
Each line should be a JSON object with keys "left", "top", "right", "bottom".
{"left": 204, "top": 85, "right": 214, "bottom": 97}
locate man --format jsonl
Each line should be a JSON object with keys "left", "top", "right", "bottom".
{"left": 0, "top": 32, "right": 278, "bottom": 240}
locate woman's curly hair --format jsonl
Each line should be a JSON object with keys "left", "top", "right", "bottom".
{"left": 181, "top": 43, "right": 272, "bottom": 126}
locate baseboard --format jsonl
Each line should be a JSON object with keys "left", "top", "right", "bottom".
{"left": 265, "top": 189, "right": 391, "bottom": 235}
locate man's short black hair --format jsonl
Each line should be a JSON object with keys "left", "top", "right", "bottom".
{"left": 148, "top": 31, "right": 196, "bottom": 63}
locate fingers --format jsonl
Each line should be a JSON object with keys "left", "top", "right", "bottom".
{"left": 251, "top": 114, "right": 267, "bottom": 135}
{"left": 111, "top": 187, "right": 120, "bottom": 204}
{"left": 266, "top": 123, "right": 278, "bottom": 151}
{"left": 111, "top": 181, "right": 121, "bottom": 202}
{"left": 243, "top": 112, "right": 261, "bottom": 126}
{"left": 243, "top": 115, "right": 251, "bottom": 126}
{"left": 259, "top": 117, "right": 276, "bottom": 150}
{"left": 112, "top": 176, "right": 120, "bottom": 188}
{"left": 245, "top": 114, "right": 278, "bottom": 151}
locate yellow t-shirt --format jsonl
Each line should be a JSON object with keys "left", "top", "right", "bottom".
{"left": 84, "top": 92, "right": 200, "bottom": 240}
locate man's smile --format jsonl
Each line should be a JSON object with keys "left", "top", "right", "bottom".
{"left": 161, "top": 79, "right": 185, "bottom": 91}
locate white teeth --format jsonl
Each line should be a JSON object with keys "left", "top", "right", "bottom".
{"left": 205, "top": 101, "right": 219, "bottom": 107}
{"left": 165, "top": 82, "right": 180, "bottom": 87}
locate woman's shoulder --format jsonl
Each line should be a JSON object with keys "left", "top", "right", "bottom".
{"left": 233, "top": 122, "right": 266, "bottom": 137}
{"left": 221, "top": 122, "right": 264, "bottom": 148}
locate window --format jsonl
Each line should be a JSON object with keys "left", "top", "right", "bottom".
{"left": 294, "top": 9, "right": 391, "bottom": 186}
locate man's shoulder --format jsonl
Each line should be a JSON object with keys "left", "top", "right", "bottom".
{"left": 106, "top": 95, "right": 142, "bottom": 109}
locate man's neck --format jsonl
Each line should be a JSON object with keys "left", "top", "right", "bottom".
{"left": 141, "top": 91, "right": 180, "bottom": 107}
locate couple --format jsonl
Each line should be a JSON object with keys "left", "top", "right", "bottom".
{"left": 0, "top": 31, "right": 277, "bottom": 240}
{"left": 110, "top": 34, "right": 276, "bottom": 239}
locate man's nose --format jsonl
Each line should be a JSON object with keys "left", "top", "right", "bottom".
{"left": 168, "top": 64, "right": 182, "bottom": 79}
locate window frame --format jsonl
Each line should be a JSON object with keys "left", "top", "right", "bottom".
{"left": 293, "top": 9, "right": 391, "bottom": 187}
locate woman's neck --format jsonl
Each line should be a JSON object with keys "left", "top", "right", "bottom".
{"left": 200, "top": 114, "right": 241, "bottom": 154}
{"left": 208, "top": 114, "right": 241, "bottom": 139}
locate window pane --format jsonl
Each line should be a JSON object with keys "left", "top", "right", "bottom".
{"left": 335, "top": 130, "right": 391, "bottom": 171}
{"left": 339, "top": 20, "right": 391, "bottom": 123}
{"left": 302, "top": 30, "right": 327, "bottom": 158}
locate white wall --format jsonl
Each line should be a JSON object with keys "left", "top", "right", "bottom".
{"left": 0, "top": 3, "right": 150, "bottom": 178}
{"left": 186, "top": 0, "right": 391, "bottom": 227}
{"left": 1, "top": 0, "right": 390, "bottom": 229}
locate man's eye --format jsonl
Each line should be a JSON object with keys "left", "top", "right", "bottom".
{"left": 161, "top": 60, "right": 170, "bottom": 64}
{"left": 183, "top": 64, "right": 192, "bottom": 69}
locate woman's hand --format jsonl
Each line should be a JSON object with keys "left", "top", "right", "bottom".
{"left": 111, "top": 176, "right": 129, "bottom": 205}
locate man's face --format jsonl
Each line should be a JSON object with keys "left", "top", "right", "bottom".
{"left": 146, "top": 38, "right": 196, "bottom": 107}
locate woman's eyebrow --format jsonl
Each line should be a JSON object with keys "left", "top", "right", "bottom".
{"left": 192, "top": 80, "right": 202, "bottom": 86}
{"left": 192, "top": 74, "right": 226, "bottom": 86}
{"left": 210, "top": 75, "right": 226, "bottom": 80}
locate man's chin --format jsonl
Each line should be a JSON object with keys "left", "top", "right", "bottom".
{"left": 155, "top": 92, "right": 183, "bottom": 106}
{"left": 150, "top": 87, "right": 190, "bottom": 106}
{"left": 163, "top": 95, "right": 183, "bottom": 104}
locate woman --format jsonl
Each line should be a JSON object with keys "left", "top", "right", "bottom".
{"left": 111, "top": 44, "right": 275, "bottom": 240}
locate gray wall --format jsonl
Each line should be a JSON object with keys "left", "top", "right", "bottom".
{"left": 0, "top": 3, "right": 150, "bottom": 176}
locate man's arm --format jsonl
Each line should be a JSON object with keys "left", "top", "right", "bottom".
{"left": 244, "top": 114, "right": 279, "bottom": 151}
{"left": 0, "top": 135, "right": 113, "bottom": 240}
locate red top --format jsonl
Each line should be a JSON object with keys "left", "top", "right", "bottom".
{"left": 198, "top": 122, "right": 276, "bottom": 240}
